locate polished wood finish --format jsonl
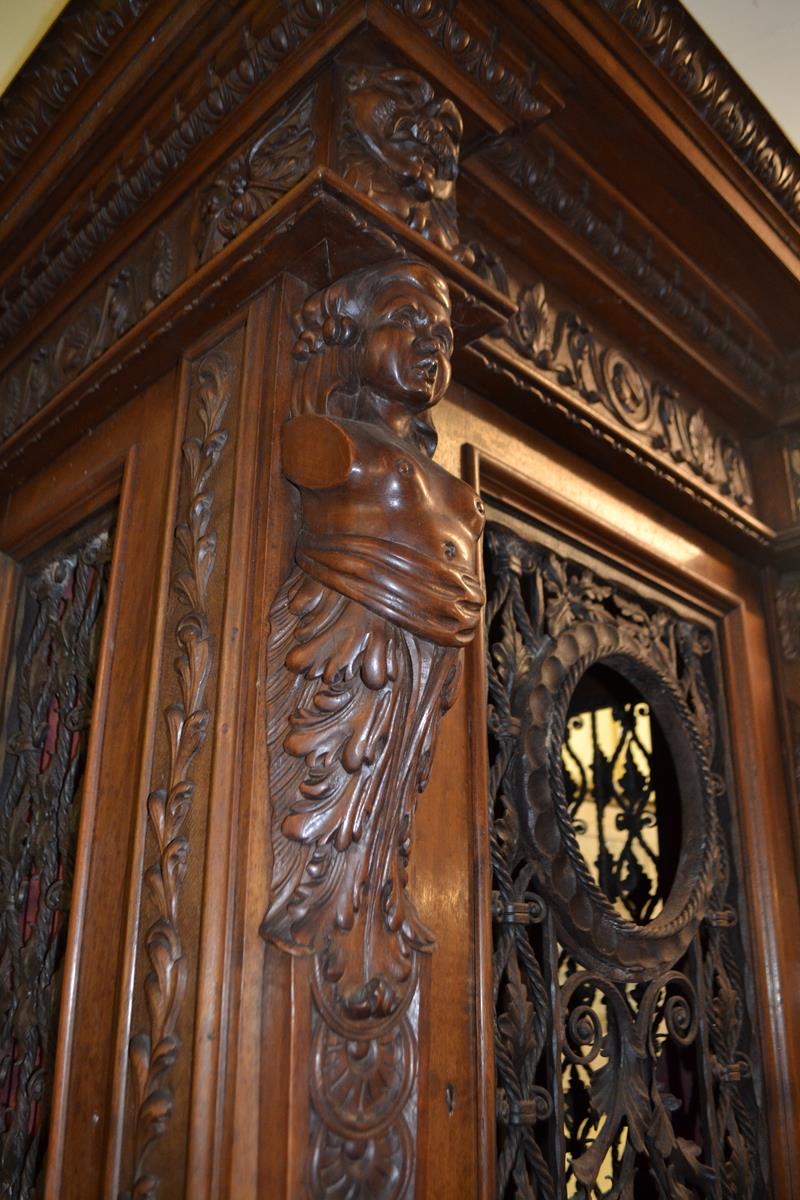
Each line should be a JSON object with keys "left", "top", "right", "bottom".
{"left": 0, "top": 1, "right": 798, "bottom": 1196}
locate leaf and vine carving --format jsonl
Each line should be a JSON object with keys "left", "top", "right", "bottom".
{"left": 125, "top": 349, "right": 231, "bottom": 1200}
{"left": 195, "top": 84, "right": 316, "bottom": 265}
{"left": 262, "top": 260, "right": 484, "bottom": 1196}
{"left": 500, "top": 277, "right": 754, "bottom": 509}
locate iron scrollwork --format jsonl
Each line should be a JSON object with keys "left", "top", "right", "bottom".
{"left": 262, "top": 259, "right": 485, "bottom": 1197}
{"left": 485, "top": 521, "right": 767, "bottom": 1198}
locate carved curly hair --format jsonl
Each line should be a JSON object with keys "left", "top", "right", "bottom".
{"left": 290, "top": 259, "right": 451, "bottom": 456}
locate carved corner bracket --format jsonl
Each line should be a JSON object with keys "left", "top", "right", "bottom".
{"left": 261, "top": 258, "right": 485, "bottom": 1196}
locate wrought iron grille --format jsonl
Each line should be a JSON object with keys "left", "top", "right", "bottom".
{"left": 0, "top": 523, "right": 113, "bottom": 1199}
{"left": 485, "top": 519, "right": 767, "bottom": 1200}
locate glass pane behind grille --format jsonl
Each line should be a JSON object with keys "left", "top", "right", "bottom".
{"left": 0, "top": 516, "right": 114, "bottom": 1199}
{"left": 485, "top": 515, "right": 767, "bottom": 1200}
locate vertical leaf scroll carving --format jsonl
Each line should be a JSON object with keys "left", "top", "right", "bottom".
{"left": 125, "top": 350, "right": 231, "bottom": 1200}
{"left": 262, "top": 260, "right": 485, "bottom": 1196}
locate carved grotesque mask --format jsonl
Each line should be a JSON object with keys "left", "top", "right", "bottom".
{"left": 340, "top": 67, "right": 469, "bottom": 258}
{"left": 345, "top": 67, "right": 462, "bottom": 202}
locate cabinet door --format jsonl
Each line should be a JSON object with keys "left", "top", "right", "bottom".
{"left": 425, "top": 400, "right": 800, "bottom": 1198}
{"left": 0, "top": 379, "right": 177, "bottom": 1199}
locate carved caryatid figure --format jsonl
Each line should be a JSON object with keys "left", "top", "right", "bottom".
{"left": 339, "top": 67, "right": 473, "bottom": 263}
{"left": 262, "top": 260, "right": 484, "bottom": 1195}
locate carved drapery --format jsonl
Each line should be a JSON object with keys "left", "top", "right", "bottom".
{"left": 262, "top": 259, "right": 484, "bottom": 1196}
{"left": 485, "top": 520, "right": 766, "bottom": 1198}
{"left": 0, "top": 523, "right": 114, "bottom": 1199}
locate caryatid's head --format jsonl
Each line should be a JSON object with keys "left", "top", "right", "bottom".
{"left": 293, "top": 260, "right": 454, "bottom": 428}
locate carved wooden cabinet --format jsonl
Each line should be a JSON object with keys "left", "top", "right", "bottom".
{"left": 1, "top": 2, "right": 799, "bottom": 1198}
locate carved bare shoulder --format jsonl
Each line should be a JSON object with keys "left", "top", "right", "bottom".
{"left": 281, "top": 413, "right": 356, "bottom": 489}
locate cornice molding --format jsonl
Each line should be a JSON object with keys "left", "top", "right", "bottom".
{"left": 483, "top": 134, "right": 781, "bottom": 405}
{"left": 0, "top": 0, "right": 149, "bottom": 189}
{"left": 0, "top": 0, "right": 543, "bottom": 358}
{"left": 599, "top": 0, "right": 800, "bottom": 228}
{"left": 384, "top": 0, "right": 548, "bottom": 123}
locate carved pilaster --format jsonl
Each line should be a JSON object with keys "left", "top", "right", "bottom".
{"left": 262, "top": 260, "right": 484, "bottom": 1195}
{"left": 123, "top": 342, "right": 238, "bottom": 1199}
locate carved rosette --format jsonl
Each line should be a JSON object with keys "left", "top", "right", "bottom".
{"left": 338, "top": 65, "right": 473, "bottom": 264}
{"left": 262, "top": 259, "right": 484, "bottom": 1196}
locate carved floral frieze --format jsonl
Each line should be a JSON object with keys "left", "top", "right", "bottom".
{"left": 0, "top": 86, "right": 319, "bottom": 444}
{"left": 262, "top": 259, "right": 484, "bottom": 1195}
{"left": 497, "top": 277, "right": 754, "bottom": 509}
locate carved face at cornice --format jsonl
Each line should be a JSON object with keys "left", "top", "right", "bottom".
{"left": 340, "top": 66, "right": 470, "bottom": 258}
{"left": 346, "top": 67, "right": 461, "bottom": 196}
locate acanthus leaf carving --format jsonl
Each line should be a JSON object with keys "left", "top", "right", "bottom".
{"left": 195, "top": 84, "right": 316, "bottom": 265}
{"left": 124, "top": 348, "right": 231, "bottom": 1200}
{"left": 262, "top": 259, "right": 485, "bottom": 1195}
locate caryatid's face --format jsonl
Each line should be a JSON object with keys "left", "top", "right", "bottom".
{"left": 357, "top": 272, "right": 453, "bottom": 410}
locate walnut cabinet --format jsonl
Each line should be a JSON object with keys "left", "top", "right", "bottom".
{"left": 0, "top": 2, "right": 799, "bottom": 1197}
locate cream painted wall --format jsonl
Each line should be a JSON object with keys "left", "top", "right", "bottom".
{"left": 0, "top": 0, "right": 69, "bottom": 97}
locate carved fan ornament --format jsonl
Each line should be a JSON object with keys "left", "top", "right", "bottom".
{"left": 261, "top": 259, "right": 485, "bottom": 1196}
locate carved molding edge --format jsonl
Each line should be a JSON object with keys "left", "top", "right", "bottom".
{"left": 599, "top": 0, "right": 800, "bottom": 227}
{"left": 495, "top": 276, "right": 754, "bottom": 510}
{"left": 0, "top": 0, "right": 341, "bottom": 347}
{"left": 470, "top": 343, "right": 769, "bottom": 550}
{"left": 384, "top": 0, "right": 549, "bottom": 124}
{"left": 125, "top": 349, "right": 231, "bottom": 1200}
{"left": 261, "top": 259, "right": 484, "bottom": 1196}
{"left": 482, "top": 137, "right": 780, "bottom": 404}
{"left": 0, "top": 0, "right": 149, "bottom": 189}
{"left": 0, "top": 84, "right": 317, "bottom": 445}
